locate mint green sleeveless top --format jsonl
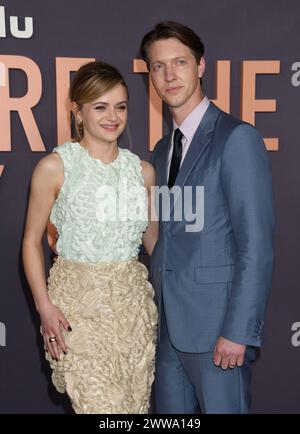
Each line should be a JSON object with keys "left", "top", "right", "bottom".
{"left": 50, "top": 142, "right": 148, "bottom": 263}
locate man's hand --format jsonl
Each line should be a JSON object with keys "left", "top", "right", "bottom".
{"left": 47, "top": 221, "right": 58, "bottom": 254}
{"left": 213, "top": 336, "right": 246, "bottom": 370}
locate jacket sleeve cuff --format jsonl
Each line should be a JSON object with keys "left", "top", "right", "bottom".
{"left": 220, "top": 318, "right": 265, "bottom": 347}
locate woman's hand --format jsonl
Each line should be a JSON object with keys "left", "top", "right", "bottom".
{"left": 39, "top": 301, "right": 72, "bottom": 360}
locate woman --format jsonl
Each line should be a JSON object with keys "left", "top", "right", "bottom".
{"left": 22, "top": 61, "right": 158, "bottom": 414}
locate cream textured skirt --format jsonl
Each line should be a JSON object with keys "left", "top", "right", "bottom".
{"left": 46, "top": 256, "right": 158, "bottom": 414}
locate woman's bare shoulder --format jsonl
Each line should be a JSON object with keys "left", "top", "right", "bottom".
{"left": 31, "top": 153, "right": 64, "bottom": 192}
{"left": 140, "top": 160, "right": 156, "bottom": 188}
{"left": 33, "top": 153, "right": 63, "bottom": 177}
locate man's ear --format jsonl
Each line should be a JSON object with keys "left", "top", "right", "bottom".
{"left": 198, "top": 57, "right": 205, "bottom": 78}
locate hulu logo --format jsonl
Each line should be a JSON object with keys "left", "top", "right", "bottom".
{"left": 0, "top": 5, "right": 33, "bottom": 39}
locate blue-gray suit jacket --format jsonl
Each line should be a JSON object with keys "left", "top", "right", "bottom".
{"left": 150, "top": 102, "right": 275, "bottom": 353}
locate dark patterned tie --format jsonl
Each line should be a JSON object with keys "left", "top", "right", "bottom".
{"left": 168, "top": 128, "right": 183, "bottom": 188}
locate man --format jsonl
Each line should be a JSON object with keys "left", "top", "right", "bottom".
{"left": 140, "top": 21, "right": 275, "bottom": 414}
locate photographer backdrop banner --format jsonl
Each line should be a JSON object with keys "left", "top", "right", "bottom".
{"left": 0, "top": 0, "right": 299, "bottom": 413}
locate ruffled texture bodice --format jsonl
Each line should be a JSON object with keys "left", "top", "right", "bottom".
{"left": 50, "top": 142, "right": 148, "bottom": 262}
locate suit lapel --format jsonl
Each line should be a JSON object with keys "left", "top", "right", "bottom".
{"left": 154, "top": 103, "right": 221, "bottom": 212}
{"left": 175, "top": 103, "right": 221, "bottom": 187}
{"left": 170, "top": 102, "right": 221, "bottom": 211}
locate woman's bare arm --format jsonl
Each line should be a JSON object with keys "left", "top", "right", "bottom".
{"left": 141, "top": 160, "right": 158, "bottom": 256}
{"left": 22, "top": 153, "right": 70, "bottom": 359}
